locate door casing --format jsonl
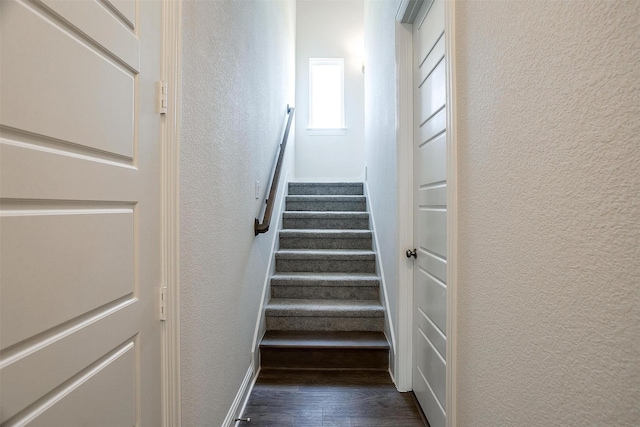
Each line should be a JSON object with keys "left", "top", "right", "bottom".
{"left": 160, "top": 1, "right": 182, "bottom": 426}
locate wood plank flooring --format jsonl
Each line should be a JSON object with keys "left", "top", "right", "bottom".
{"left": 238, "top": 369, "right": 428, "bottom": 427}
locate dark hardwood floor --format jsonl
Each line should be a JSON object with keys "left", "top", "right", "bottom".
{"left": 238, "top": 369, "right": 428, "bottom": 427}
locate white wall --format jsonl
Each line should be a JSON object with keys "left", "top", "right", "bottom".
{"left": 455, "top": 1, "right": 640, "bottom": 425}
{"left": 295, "top": 0, "right": 365, "bottom": 180}
{"left": 180, "top": 1, "right": 295, "bottom": 425}
{"left": 364, "top": 0, "right": 401, "bottom": 377}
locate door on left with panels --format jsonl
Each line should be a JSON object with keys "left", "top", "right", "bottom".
{"left": 0, "top": 0, "right": 163, "bottom": 425}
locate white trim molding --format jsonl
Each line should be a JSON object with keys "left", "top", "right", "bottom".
{"left": 362, "top": 182, "right": 397, "bottom": 377}
{"left": 444, "top": 1, "right": 458, "bottom": 426}
{"left": 396, "top": 0, "right": 424, "bottom": 23}
{"left": 223, "top": 363, "right": 259, "bottom": 427}
{"left": 394, "top": 19, "right": 414, "bottom": 393}
{"left": 161, "top": 0, "right": 182, "bottom": 426}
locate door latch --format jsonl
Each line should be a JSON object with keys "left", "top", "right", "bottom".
{"left": 406, "top": 249, "right": 417, "bottom": 259}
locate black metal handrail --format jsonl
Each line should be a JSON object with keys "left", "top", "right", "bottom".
{"left": 255, "top": 105, "right": 295, "bottom": 235}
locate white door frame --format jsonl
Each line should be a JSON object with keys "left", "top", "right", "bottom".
{"left": 443, "top": 2, "right": 458, "bottom": 424}
{"left": 395, "top": 1, "right": 458, "bottom": 425}
{"left": 394, "top": 18, "right": 414, "bottom": 393}
{"left": 161, "top": 1, "right": 182, "bottom": 426}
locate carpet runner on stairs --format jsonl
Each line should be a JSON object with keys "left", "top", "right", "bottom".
{"left": 261, "top": 182, "right": 389, "bottom": 370}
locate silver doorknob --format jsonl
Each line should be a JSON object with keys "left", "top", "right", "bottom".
{"left": 406, "top": 249, "right": 417, "bottom": 259}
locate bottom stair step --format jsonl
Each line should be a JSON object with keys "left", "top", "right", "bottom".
{"left": 260, "top": 331, "right": 389, "bottom": 370}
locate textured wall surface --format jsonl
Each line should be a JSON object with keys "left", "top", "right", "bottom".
{"left": 180, "top": 1, "right": 295, "bottom": 425}
{"left": 295, "top": 0, "right": 365, "bottom": 180}
{"left": 456, "top": 1, "right": 639, "bottom": 425}
{"left": 364, "top": 0, "right": 400, "bottom": 371}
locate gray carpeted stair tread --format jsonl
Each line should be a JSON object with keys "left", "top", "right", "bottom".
{"left": 288, "top": 182, "right": 364, "bottom": 196}
{"left": 279, "top": 229, "right": 373, "bottom": 250}
{"left": 274, "top": 250, "right": 377, "bottom": 273}
{"left": 282, "top": 211, "right": 369, "bottom": 219}
{"left": 286, "top": 201, "right": 366, "bottom": 212}
{"left": 282, "top": 211, "right": 370, "bottom": 230}
{"left": 276, "top": 249, "right": 375, "bottom": 258}
{"left": 271, "top": 272, "right": 380, "bottom": 286}
{"left": 261, "top": 331, "right": 389, "bottom": 349}
{"left": 286, "top": 195, "right": 366, "bottom": 202}
{"left": 266, "top": 299, "right": 384, "bottom": 317}
{"left": 279, "top": 229, "right": 372, "bottom": 237}
{"left": 266, "top": 317, "right": 384, "bottom": 332}
{"left": 286, "top": 195, "right": 366, "bottom": 211}
{"left": 270, "top": 273, "right": 381, "bottom": 300}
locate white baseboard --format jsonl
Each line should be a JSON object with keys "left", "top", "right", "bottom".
{"left": 362, "top": 182, "right": 397, "bottom": 377}
{"left": 222, "top": 363, "right": 260, "bottom": 427}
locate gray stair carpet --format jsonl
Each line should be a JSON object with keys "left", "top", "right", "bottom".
{"left": 261, "top": 182, "right": 389, "bottom": 370}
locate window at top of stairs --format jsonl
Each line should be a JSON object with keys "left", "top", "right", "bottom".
{"left": 308, "top": 58, "right": 346, "bottom": 134}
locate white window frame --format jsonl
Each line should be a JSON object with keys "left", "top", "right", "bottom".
{"left": 308, "top": 58, "right": 346, "bottom": 134}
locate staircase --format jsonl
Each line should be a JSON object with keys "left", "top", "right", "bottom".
{"left": 260, "top": 182, "right": 389, "bottom": 370}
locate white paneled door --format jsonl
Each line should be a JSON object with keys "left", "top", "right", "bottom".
{"left": 0, "top": 0, "right": 163, "bottom": 425}
{"left": 412, "top": 0, "right": 447, "bottom": 426}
